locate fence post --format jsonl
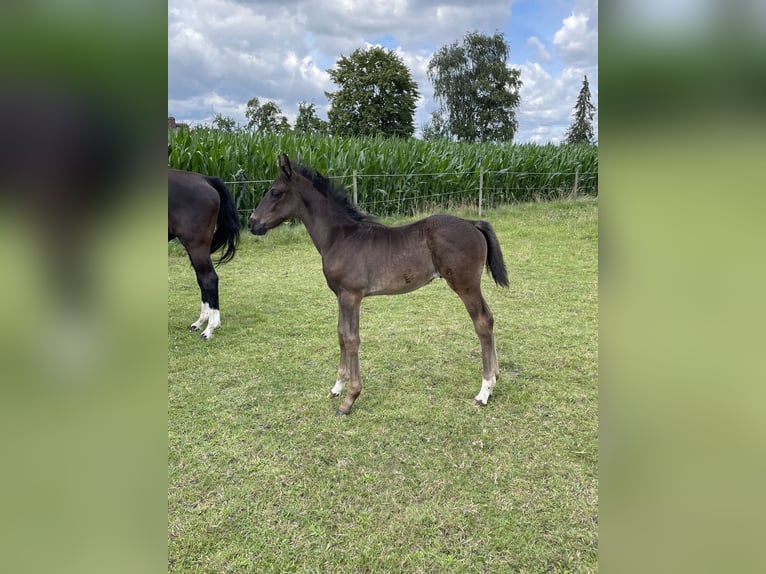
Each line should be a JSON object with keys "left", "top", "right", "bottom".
{"left": 573, "top": 166, "right": 579, "bottom": 202}
{"left": 478, "top": 167, "right": 484, "bottom": 217}
{"left": 352, "top": 169, "right": 358, "bottom": 205}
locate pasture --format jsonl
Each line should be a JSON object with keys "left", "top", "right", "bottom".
{"left": 168, "top": 199, "right": 598, "bottom": 572}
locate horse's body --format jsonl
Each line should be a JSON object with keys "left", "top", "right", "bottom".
{"left": 168, "top": 168, "right": 240, "bottom": 339}
{"left": 249, "top": 154, "right": 509, "bottom": 415}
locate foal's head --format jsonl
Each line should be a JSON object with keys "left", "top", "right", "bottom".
{"left": 248, "top": 153, "right": 303, "bottom": 236}
{"left": 249, "top": 153, "right": 377, "bottom": 236}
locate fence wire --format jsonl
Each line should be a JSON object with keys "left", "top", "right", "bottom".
{"left": 225, "top": 170, "right": 598, "bottom": 219}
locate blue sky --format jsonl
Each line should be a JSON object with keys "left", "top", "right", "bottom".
{"left": 168, "top": 0, "right": 598, "bottom": 143}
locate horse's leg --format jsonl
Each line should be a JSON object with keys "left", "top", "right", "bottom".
{"left": 328, "top": 288, "right": 350, "bottom": 397}
{"left": 328, "top": 328, "right": 348, "bottom": 398}
{"left": 452, "top": 285, "right": 499, "bottom": 406}
{"left": 186, "top": 245, "right": 220, "bottom": 340}
{"left": 335, "top": 291, "right": 362, "bottom": 415}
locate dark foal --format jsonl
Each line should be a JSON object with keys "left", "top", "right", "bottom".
{"left": 249, "top": 154, "right": 508, "bottom": 414}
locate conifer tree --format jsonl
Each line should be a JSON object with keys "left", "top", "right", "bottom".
{"left": 565, "top": 75, "right": 596, "bottom": 144}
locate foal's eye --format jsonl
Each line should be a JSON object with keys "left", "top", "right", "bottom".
{"left": 270, "top": 188, "right": 282, "bottom": 198}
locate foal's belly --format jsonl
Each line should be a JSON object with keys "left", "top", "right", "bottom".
{"left": 365, "top": 268, "right": 440, "bottom": 296}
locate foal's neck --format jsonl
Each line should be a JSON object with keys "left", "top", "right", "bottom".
{"left": 299, "top": 183, "right": 361, "bottom": 255}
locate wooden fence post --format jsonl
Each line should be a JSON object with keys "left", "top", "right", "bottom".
{"left": 352, "top": 169, "right": 358, "bottom": 205}
{"left": 478, "top": 167, "right": 484, "bottom": 217}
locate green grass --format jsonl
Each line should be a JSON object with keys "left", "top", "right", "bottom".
{"left": 168, "top": 199, "right": 598, "bottom": 573}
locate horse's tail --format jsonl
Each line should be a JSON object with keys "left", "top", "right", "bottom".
{"left": 473, "top": 220, "right": 509, "bottom": 287}
{"left": 206, "top": 176, "right": 241, "bottom": 265}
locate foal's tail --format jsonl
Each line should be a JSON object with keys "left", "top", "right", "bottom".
{"left": 473, "top": 221, "right": 509, "bottom": 287}
{"left": 206, "top": 176, "right": 241, "bottom": 265}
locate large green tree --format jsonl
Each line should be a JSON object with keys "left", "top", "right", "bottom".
{"left": 325, "top": 46, "right": 419, "bottom": 138}
{"left": 245, "top": 97, "right": 290, "bottom": 133}
{"left": 565, "top": 75, "right": 596, "bottom": 144}
{"left": 426, "top": 31, "right": 522, "bottom": 143}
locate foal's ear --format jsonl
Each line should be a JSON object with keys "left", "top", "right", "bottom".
{"left": 278, "top": 153, "right": 292, "bottom": 178}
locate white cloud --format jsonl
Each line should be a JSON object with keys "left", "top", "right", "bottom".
{"left": 553, "top": 10, "right": 598, "bottom": 67}
{"left": 516, "top": 62, "right": 571, "bottom": 144}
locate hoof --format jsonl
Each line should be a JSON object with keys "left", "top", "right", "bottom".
{"left": 200, "top": 332, "right": 212, "bottom": 340}
{"left": 189, "top": 325, "right": 200, "bottom": 332}
{"left": 327, "top": 391, "right": 340, "bottom": 398}
{"left": 473, "top": 399, "right": 488, "bottom": 407}
{"left": 335, "top": 408, "right": 349, "bottom": 416}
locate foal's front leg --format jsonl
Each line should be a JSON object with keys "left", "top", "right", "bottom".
{"left": 332, "top": 291, "right": 362, "bottom": 415}
{"left": 328, "top": 332, "right": 348, "bottom": 398}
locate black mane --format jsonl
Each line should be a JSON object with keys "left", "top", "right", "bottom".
{"left": 295, "top": 164, "right": 379, "bottom": 225}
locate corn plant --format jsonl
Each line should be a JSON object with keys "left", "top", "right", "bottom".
{"left": 168, "top": 129, "right": 597, "bottom": 219}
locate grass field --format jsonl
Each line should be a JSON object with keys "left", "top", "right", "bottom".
{"left": 168, "top": 199, "right": 598, "bottom": 573}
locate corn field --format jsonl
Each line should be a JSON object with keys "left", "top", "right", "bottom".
{"left": 168, "top": 129, "right": 598, "bottom": 219}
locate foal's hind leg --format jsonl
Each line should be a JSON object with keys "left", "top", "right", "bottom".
{"left": 454, "top": 287, "right": 499, "bottom": 406}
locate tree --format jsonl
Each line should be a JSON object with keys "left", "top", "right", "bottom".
{"left": 245, "top": 97, "right": 290, "bottom": 133}
{"left": 294, "top": 101, "right": 329, "bottom": 135}
{"left": 420, "top": 111, "right": 448, "bottom": 141}
{"left": 427, "top": 31, "right": 522, "bottom": 143}
{"left": 565, "top": 75, "right": 596, "bottom": 144}
{"left": 325, "top": 46, "right": 419, "bottom": 138}
{"left": 212, "top": 113, "right": 237, "bottom": 132}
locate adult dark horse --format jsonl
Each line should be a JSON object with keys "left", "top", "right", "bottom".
{"left": 249, "top": 154, "right": 509, "bottom": 415}
{"left": 168, "top": 169, "right": 240, "bottom": 339}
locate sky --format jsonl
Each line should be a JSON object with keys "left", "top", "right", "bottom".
{"left": 168, "top": 0, "right": 598, "bottom": 144}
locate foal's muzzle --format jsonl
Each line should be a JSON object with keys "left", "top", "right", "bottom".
{"left": 248, "top": 219, "right": 267, "bottom": 236}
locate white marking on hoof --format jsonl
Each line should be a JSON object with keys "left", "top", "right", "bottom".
{"left": 201, "top": 309, "right": 220, "bottom": 340}
{"left": 474, "top": 376, "right": 496, "bottom": 406}
{"left": 190, "top": 302, "right": 211, "bottom": 331}
{"left": 328, "top": 379, "right": 345, "bottom": 398}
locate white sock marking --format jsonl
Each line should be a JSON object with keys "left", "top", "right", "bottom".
{"left": 201, "top": 308, "right": 220, "bottom": 339}
{"left": 474, "top": 376, "right": 496, "bottom": 405}
{"left": 330, "top": 379, "right": 346, "bottom": 395}
{"left": 191, "top": 302, "right": 211, "bottom": 330}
